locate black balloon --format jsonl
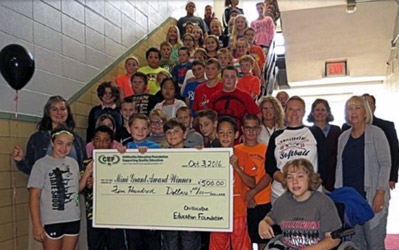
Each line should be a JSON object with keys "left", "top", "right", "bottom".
{"left": 0, "top": 44, "right": 35, "bottom": 90}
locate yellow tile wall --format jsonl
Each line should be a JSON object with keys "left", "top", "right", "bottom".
{"left": 0, "top": 18, "right": 176, "bottom": 249}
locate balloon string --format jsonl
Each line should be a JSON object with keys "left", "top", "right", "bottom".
{"left": 12, "top": 90, "right": 19, "bottom": 249}
{"left": 14, "top": 90, "right": 18, "bottom": 122}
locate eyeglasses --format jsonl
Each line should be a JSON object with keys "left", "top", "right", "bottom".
{"left": 151, "top": 121, "right": 163, "bottom": 126}
{"left": 243, "top": 126, "right": 259, "bottom": 131}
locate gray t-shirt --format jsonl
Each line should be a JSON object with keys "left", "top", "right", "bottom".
{"left": 268, "top": 191, "right": 341, "bottom": 249}
{"left": 184, "top": 128, "right": 204, "bottom": 148}
{"left": 28, "top": 155, "right": 80, "bottom": 225}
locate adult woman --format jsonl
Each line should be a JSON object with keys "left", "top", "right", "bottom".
{"left": 307, "top": 98, "right": 341, "bottom": 191}
{"left": 335, "top": 96, "right": 390, "bottom": 249}
{"left": 257, "top": 96, "right": 284, "bottom": 145}
{"left": 12, "top": 96, "right": 86, "bottom": 174}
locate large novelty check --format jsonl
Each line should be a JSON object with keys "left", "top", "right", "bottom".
{"left": 93, "top": 148, "right": 233, "bottom": 232}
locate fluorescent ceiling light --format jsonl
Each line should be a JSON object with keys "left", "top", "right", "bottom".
{"left": 289, "top": 76, "right": 385, "bottom": 87}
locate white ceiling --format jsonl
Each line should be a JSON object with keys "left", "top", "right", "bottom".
{"left": 278, "top": 0, "right": 398, "bottom": 83}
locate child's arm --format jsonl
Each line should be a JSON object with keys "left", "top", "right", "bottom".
{"left": 303, "top": 233, "right": 340, "bottom": 250}
{"left": 184, "top": 97, "right": 190, "bottom": 106}
{"left": 80, "top": 161, "right": 93, "bottom": 192}
{"left": 246, "top": 174, "right": 272, "bottom": 207}
{"left": 29, "top": 188, "right": 45, "bottom": 242}
{"left": 258, "top": 215, "right": 275, "bottom": 239}
{"left": 230, "top": 155, "right": 256, "bottom": 189}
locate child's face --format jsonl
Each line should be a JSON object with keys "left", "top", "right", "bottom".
{"left": 165, "top": 126, "right": 186, "bottom": 148}
{"left": 93, "top": 131, "right": 112, "bottom": 149}
{"left": 193, "top": 28, "right": 202, "bottom": 41}
{"left": 217, "top": 54, "right": 231, "bottom": 67}
{"left": 186, "top": 24, "right": 194, "bottom": 34}
{"left": 161, "top": 45, "right": 172, "bottom": 59}
{"left": 245, "top": 30, "right": 255, "bottom": 44}
{"left": 205, "top": 38, "right": 218, "bottom": 52}
{"left": 161, "top": 80, "right": 176, "bottom": 101}
{"left": 129, "top": 119, "right": 150, "bottom": 142}
{"left": 51, "top": 133, "right": 74, "bottom": 158}
{"left": 176, "top": 110, "right": 192, "bottom": 129}
{"left": 256, "top": 4, "right": 264, "bottom": 16}
{"left": 286, "top": 166, "right": 311, "bottom": 201}
{"left": 210, "top": 21, "right": 221, "bottom": 36}
{"left": 236, "top": 40, "right": 248, "bottom": 57}
{"left": 168, "top": 27, "right": 178, "bottom": 41}
{"left": 157, "top": 73, "right": 169, "bottom": 85}
{"left": 222, "top": 69, "right": 238, "bottom": 92}
{"left": 121, "top": 102, "right": 135, "bottom": 121}
{"left": 125, "top": 59, "right": 139, "bottom": 75}
{"left": 240, "top": 60, "right": 253, "bottom": 74}
{"left": 183, "top": 36, "right": 195, "bottom": 49}
{"left": 101, "top": 87, "right": 115, "bottom": 105}
{"left": 199, "top": 117, "right": 217, "bottom": 137}
{"left": 192, "top": 64, "right": 205, "bottom": 80}
{"left": 147, "top": 51, "right": 160, "bottom": 68}
{"left": 194, "top": 52, "right": 207, "bottom": 62}
{"left": 216, "top": 121, "right": 238, "bottom": 147}
{"left": 205, "top": 63, "right": 219, "bottom": 80}
{"left": 235, "top": 17, "right": 247, "bottom": 31}
{"left": 131, "top": 76, "right": 147, "bottom": 94}
{"left": 178, "top": 50, "right": 190, "bottom": 64}
{"left": 242, "top": 119, "right": 260, "bottom": 143}
{"left": 100, "top": 118, "right": 114, "bottom": 131}
{"left": 150, "top": 115, "right": 164, "bottom": 135}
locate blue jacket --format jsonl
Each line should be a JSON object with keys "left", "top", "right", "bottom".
{"left": 16, "top": 130, "right": 87, "bottom": 174}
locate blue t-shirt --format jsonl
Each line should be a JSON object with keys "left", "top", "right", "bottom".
{"left": 182, "top": 80, "right": 203, "bottom": 110}
{"left": 126, "top": 140, "right": 161, "bottom": 149}
{"left": 172, "top": 62, "right": 192, "bottom": 84}
{"left": 342, "top": 134, "right": 366, "bottom": 198}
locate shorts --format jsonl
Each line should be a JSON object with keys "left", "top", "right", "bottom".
{"left": 247, "top": 203, "right": 271, "bottom": 243}
{"left": 44, "top": 220, "right": 80, "bottom": 240}
{"left": 209, "top": 216, "right": 251, "bottom": 250}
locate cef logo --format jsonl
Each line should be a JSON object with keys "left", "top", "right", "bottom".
{"left": 98, "top": 155, "right": 120, "bottom": 166}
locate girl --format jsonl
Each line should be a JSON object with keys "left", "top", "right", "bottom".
{"left": 115, "top": 56, "right": 139, "bottom": 101}
{"left": 258, "top": 159, "right": 341, "bottom": 250}
{"left": 182, "top": 33, "right": 196, "bottom": 59}
{"left": 166, "top": 25, "right": 183, "bottom": 61}
{"left": 204, "top": 35, "right": 220, "bottom": 59}
{"left": 192, "top": 26, "right": 205, "bottom": 49}
{"left": 210, "top": 19, "right": 229, "bottom": 48}
{"left": 28, "top": 127, "right": 92, "bottom": 250}
{"left": 222, "top": 0, "right": 244, "bottom": 31}
{"left": 153, "top": 78, "right": 187, "bottom": 118}
{"left": 86, "top": 114, "right": 122, "bottom": 157}
{"left": 230, "top": 14, "right": 248, "bottom": 50}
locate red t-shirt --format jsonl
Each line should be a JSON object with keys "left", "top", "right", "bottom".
{"left": 237, "top": 75, "right": 261, "bottom": 97}
{"left": 192, "top": 81, "right": 223, "bottom": 112}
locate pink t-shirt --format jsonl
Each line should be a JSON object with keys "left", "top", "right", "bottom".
{"left": 251, "top": 17, "right": 275, "bottom": 47}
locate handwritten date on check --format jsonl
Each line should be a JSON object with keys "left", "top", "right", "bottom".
{"left": 93, "top": 148, "right": 233, "bottom": 232}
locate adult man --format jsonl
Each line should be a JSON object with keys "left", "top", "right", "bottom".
{"left": 265, "top": 96, "right": 327, "bottom": 203}
{"left": 276, "top": 91, "right": 289, "bottom": 110}
{"left": 177, "top": 2, "right": 208, "bottom": 38}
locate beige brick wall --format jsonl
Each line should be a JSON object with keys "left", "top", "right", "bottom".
{"left": 0, "top": 18, "right": 176, "bottom": 250}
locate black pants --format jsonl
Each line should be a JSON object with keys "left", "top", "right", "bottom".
{"left": 87, "top": 220, "right": 125, "bottom": 250}
{"left": 126, "top": 229, "right": 161, "bottom": 250}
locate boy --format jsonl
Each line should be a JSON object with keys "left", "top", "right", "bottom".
{"left": 148, "top": 109, "right": 169, "bottom": 148}
{"left": 250, "top": 2, "right": 275, "bottom": 50}
{"left": 237, "top": 55, "right": 261, "bottom": 99}
{"left": 217, "top": 48, "right": 233, "bottom": 69}
{"left": 209, "top": 116, "right": 256, "bottom": 250}
{"left": 258, "top": 159, "right": 341, "bottom": 250}
{"left": 126, "top": 72, "right": 158, "bottom": 116}
{"left": 176, "top": 107, "right": 203, "bottom": 148}
{"left": 161, "top": 118, "right": 202, "bottom": 249}
{"left": 159, "top": 41, "right": 176, "bottom": 73}
{"left": 82, "top": 126, "right": 126, "bottom": 250}
{"left": 86, "top": 81, "right": 122, "bottom": 142}
{"left": 208, "top": 66, "right": 260, "bottom": 137}
{"left": 198, "top": 109, "right": 220, "bottom": 147}
{"left": 116, "top": 99, "right": 135, "bottom": 145}
{"left": 172, "top": 46, "right": 192, "bottom": 90}
{"left": 138, "top": 47, "right": 167, "bottom": 94}
{"left": 235, "top": 114, "right": 271, "bottom": 250}
{"left": 244, "top": 27, "right": 266, "bottom": 73}
{"left": 124, "top": 113, "right": 161, "bottom": 250}
{"left": 192, "top": 58, "right": 222, "bottom": 113}
{"left": 182, "top": 60, "right": 206, "bottom": 111}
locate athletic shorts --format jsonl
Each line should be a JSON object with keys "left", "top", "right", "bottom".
{"left": 44, "top": 220, "right": 80, "bottom": 240}
{"left": 247, "top": 203, "right": 271, "bottom": 243}
{"left": 209, "top": 216, "right": 251, "bottom": 250}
